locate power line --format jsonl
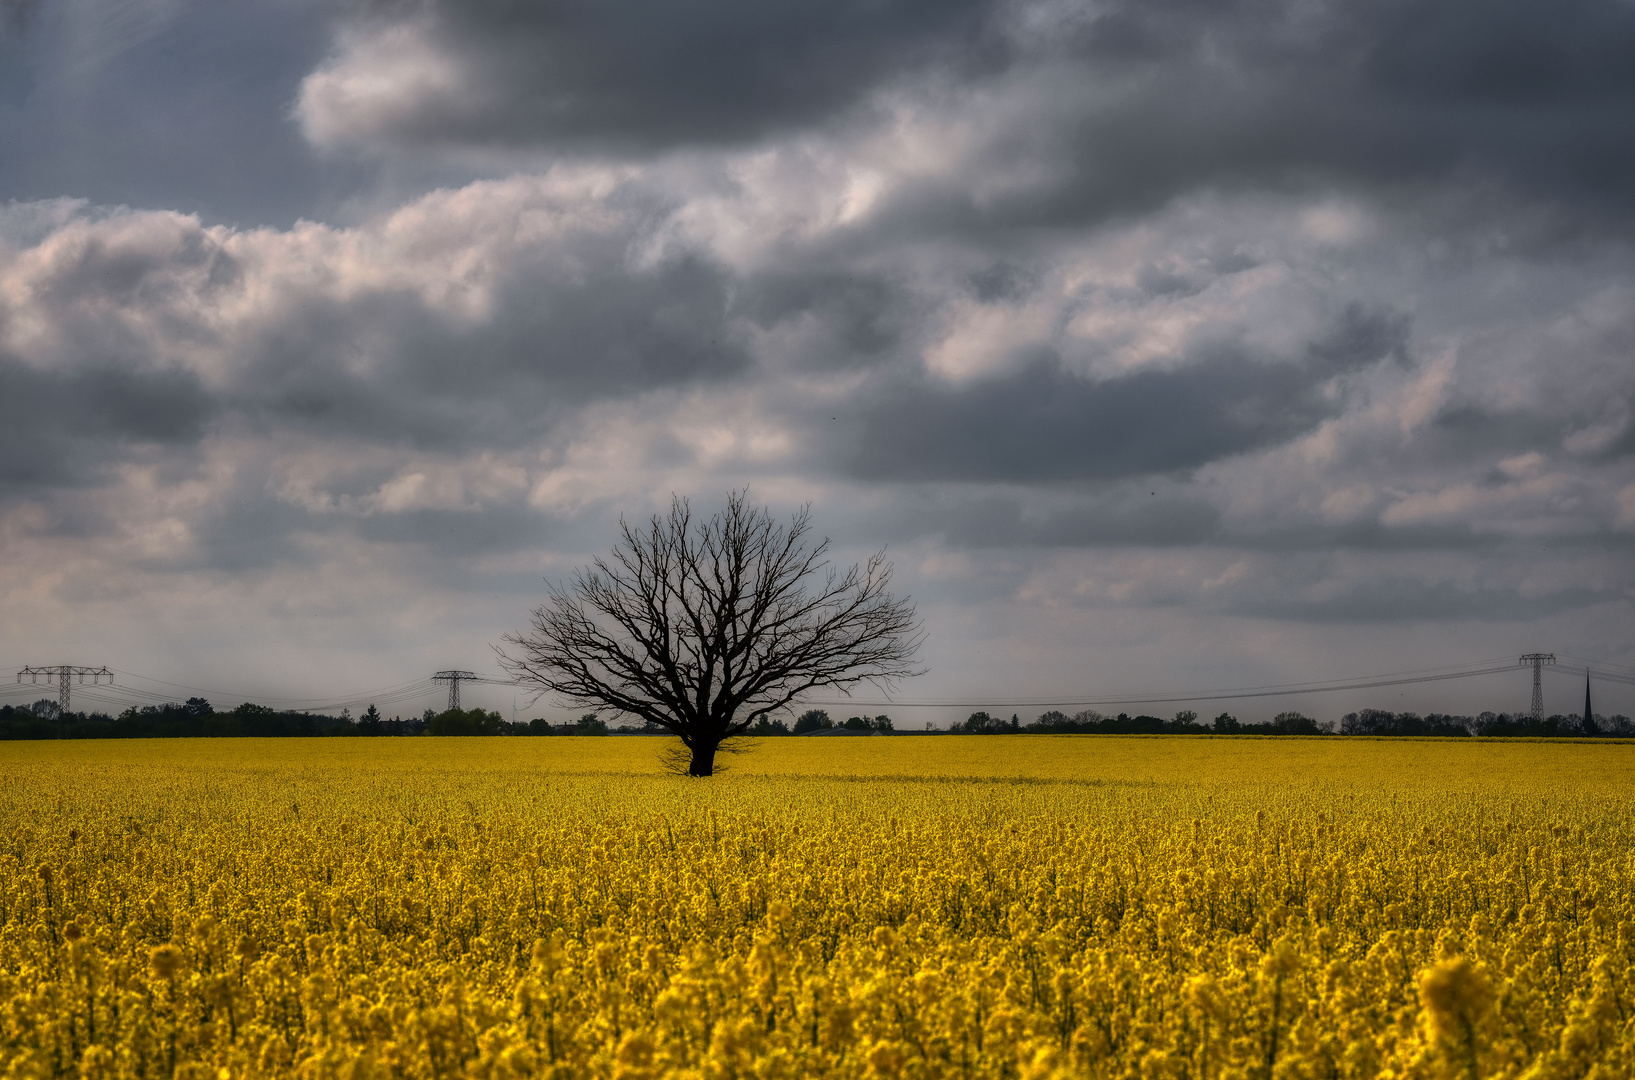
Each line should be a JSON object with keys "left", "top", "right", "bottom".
{"left": 106, "top": 668, "right": 437, "bottom": 706}
{"left": 804, "top": 661, "right": 1523, "bottom": 710}
{"left": 8, "top": 653, "right": 1623, "bottom": 721}
{"left": 1555, "top": 654, "right": 1635, "bottom": 678}
{"left": 98, "top": 668, "right": 489, "bottom": 715}
{"left": 1547, "top": 665, "right": 1635, "bottom": 688}
{"left": 3, "top": 668, "right": 524, "bottom": 718}
{"left": 2, "top": 673, "right": 452, "bottom": 716}
{"left": 1061, "top": 655, "right": 1519, "bottom": 699}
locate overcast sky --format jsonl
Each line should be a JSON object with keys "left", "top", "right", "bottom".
{"left": 2, "top": 0, "right": 1632, "bottom": 724}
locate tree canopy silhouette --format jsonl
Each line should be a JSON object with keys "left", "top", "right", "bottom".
{"left": 499, "top": 492, "right": 924, "bottom": 775}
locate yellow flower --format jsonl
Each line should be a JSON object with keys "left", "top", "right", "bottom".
{"left": 1418, "top": 957, "right": 1495, "bottom": 1078}
{"left": 150, "top": 943, "right": 185, "bottom": 981}
{"left": 1, "top": 735, "right": 1629, "bottom": 1078}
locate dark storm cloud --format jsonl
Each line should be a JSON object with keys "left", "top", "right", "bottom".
{"left": 308, "top": 0, "right": 1001, "bottom": 150}
{"left": 474, "top": 252, "right": 750, "bottom": 396}
{"left": 835, "top": 357, "right": 1326, "bottom": 483}
{"left": 0, "top": 356, "right": 213, "bottom": 493}
{"left": 883, "top": 492, "right": 1223, "bottom": 549}
{"left": 972, "top": 0, "right": 1635, "bottom": 228}
{"left": 231, "top": 249, "right": 749, "bottom": 451}
{"left": 832, "top": 306, "right": 1407, "bottom": 483}
{"left": 737, "top": 267, "right": 922, "bottom": 370}
{"left": 1422, "top": 406, "right": 1579, "bottom": 466}
{"left": 309, "top": 0, "right": 1635, "bottom": 230}
{"left": 967, "top": 262, "right": 1039, "bottom": 304}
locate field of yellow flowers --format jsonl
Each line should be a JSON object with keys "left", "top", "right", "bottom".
{"left": 2, "top": 735, "right": 1632, "bottom": 1079}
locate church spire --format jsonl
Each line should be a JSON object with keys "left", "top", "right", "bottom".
{"left": 1584, "top": 668, "right": 1596, "bottom": 736}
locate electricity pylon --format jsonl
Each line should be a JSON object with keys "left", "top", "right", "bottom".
{"left": 432, "top": 670, "right": 478, "bottom": 712}
{"left": 1519, "top": 654, "right": 1555, "bottom": 724}
{"left": 17, "top": 666, "right": 113, "bottom": 714}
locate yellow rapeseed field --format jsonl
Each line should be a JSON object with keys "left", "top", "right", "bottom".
{"left": 2, "top": 736, "right": 1632, "bottom": 1079}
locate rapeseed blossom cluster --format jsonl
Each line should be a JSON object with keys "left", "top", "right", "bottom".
{"left": 0, "top": 737, "right": 1630, "bottom": 1078}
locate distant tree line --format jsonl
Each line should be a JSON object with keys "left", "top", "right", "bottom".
{"left": 0, "top": 699, "right": 382, "bottom": 740}
{"left": 0, "top": 699, "right": 645, "bottom": 740}
{"left": 3, "top": 697, "right": 1629, "bottom": 740}
{"left": 783, "top": 709, "right": 893, "bottom": 733}
{"left": 705, "top": 710, "right": 896, "bottom": 735}
{"left": 943, "top": 707, "right": 1633, "bottom": 737}
{"left": 1335, "top": 708, "right": 1633, "bottom": 738}
{"left": 945, "top": 709, "right": 1327, "bottom": 735}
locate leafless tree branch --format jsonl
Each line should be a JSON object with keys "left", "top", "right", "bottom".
{"left": 497, "top": 491, "right": 925, "bottom": 775}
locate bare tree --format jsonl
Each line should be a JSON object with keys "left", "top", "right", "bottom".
{"left": 498, "top": 491, "right": 924, "bottom": 775}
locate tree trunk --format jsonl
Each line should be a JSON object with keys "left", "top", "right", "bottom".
{"left": 688, "top": 741, "right": 718, "bottom": 777}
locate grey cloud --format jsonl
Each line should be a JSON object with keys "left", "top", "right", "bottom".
{"left": 85, "top": 365, "right": 214, "bottom": 443}
{"left": 1026, "top": 498, "right": 1221, "bottom": 547}
{"left": 836, "top": 357, "right": 1329, "bottom": 482}
{"left": 11, "top": 194, "right": 750, "bottom": 456}
{"left": 124, "top": 454, "right": 570, "bottom": 576}
{"left": 1594, "top": 403, "right": 1635, "bottom": 460}
{"left": 1420, "top": 407, "right": 1579, "bottom": 468}
{"left": 477, "top": 252, "right": 750, "bottom": 394}
{"left": 231, "top": 251, "right": 750, "bottom": 451}
{"left": 151, "top": 481, "right": 321, "bottom": 574}
{"left": 354, "top": 506, "right": 555, "bottom": 556}
{"left": 831, "top": 306, "right": 1406, "bottom": 483}
{"left": 0, "top": 356, "right": 213, "bottom": 494}
{"left": 844, "top": 487, "right": 1549, "bottom": 559}
{"left": 0, "top": 190, "right": 759, "bottom": 585}
{"left": 1228, "top": 579, "right": 1616, "bottom": 624}
{"left": 1023, "top": 0, "right": 1635, "bottom": 222}
{"left": 32, "top": 222, "right": 237, "bottom": 312}
{"left": 967, "top": 262, "right": 1038, "bottom": 304}
{"left": 738, "top": 268, "right": 920, "bottom": 370}
{"left": 0, "top": 0, "right": 349, "bottom": 227}
{"left": 1363, "top": 1, "right": 1635, "bottom": 108}
{"left": 304, "top": 0, "right": 1635, "bottom": 236}
{"left": 149, "top": 492, "right": 558, "bottom": 575}
{"left": 1234, "top": 522, "right": 1498, "bottom": 555}
{"left": 930, "top": 493, "right": 1222, "bottom": 549}
{"left": 305, "top": 0, "right": 1000, "bottom": 152}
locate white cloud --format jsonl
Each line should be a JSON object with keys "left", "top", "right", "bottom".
{"left": 297, "top": 18, "right": 473, "bottom": 153}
